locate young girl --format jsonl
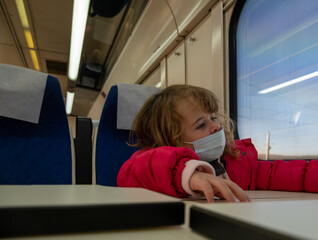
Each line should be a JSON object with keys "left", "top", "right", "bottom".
{"left": 117, "top": 84, "right": 250, "bottom": 203}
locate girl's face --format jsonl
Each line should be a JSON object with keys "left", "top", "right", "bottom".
{"left": 176, "top": 98, "right": 221, "bottom": 150}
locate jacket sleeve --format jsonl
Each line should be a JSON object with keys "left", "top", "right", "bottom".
{"left": 224, "top": 139, "right": 318, "bottom": 192}
{"left": 224, "top": 138, "right": 258, "bottom": 190}
{"left": 256, "top": 159, "right": 318, "bottom": 192}
{"left": 117, "top": 146, "right": 212, "bottom": 198}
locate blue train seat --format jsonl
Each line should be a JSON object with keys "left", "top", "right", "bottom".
{"left": 95, "top": 83, "right": 161, "bottom": 186}
{"left": 0, "top": 64, "right": 74, "bottom": 184}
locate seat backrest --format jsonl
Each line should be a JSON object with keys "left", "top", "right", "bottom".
{"left": 0, "top": 64, "right": 73, "bottom": 184}
{"left": 95, "top": 84, "right": 161, "bottom": 186}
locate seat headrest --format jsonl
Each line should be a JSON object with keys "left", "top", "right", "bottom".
{"left": 0, "top": 64, "right": 48, "bottom": 124}
{"left": 116, "top": 83, "right": 162, "bottom": 130}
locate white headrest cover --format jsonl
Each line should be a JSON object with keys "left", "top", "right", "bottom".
{"left": 117, "top": 83, "right": 162, "bottom": 130}
{"left": 0, "top": 64, "right": 47, "bottom": 123}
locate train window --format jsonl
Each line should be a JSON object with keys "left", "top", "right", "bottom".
{"left": 230, "top": 0, "right": 318, "bottom": 160}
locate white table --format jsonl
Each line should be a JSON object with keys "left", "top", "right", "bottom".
{"left": 0, "top": 185, "right": 185, "bottom": 238}
{"left": 0, "top": 185, "right": 182, "bottom": 206}
{"left": 189, "top": 191, "right": 318, "bottom": 240}
{"left": 2, "top": 226, "right": 210, "bottom": 240}
{"left": 2, "top": 186, "right": 318, "bottom": 240}
{"left": 247, "top": 190, "right": 318, "bottom": 201}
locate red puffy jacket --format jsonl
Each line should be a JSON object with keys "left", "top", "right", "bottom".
{"left": 118, "top": 139, "right": 318, "bottom": 197}
{"left": 225, "top": 138, "right": 318, "bottom": 192}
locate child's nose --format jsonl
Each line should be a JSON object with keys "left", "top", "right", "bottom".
{"left": 209, "top": 122, "right": 220, "bottom": 134}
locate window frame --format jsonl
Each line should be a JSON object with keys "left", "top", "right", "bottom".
{"left": 229, "top": 0, "right": 246, "bottom": 140}
{"left": 228, "top": 0, "right": 318, "bottom": 160}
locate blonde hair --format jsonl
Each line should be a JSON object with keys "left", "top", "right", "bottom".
{"left": 130, "top": 85, "right": 237, "bottom": 156}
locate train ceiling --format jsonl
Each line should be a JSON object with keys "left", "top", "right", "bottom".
{"left": 0, "top": 0, "right": 125, "bottom": 116}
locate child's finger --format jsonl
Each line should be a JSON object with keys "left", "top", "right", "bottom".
{"left": 226, "top": 181, "right": 251, "bottom": 202}
{"left": 210, "top": 180, "right": 236, "bottom": 202}
{"left": 199, "top": 182, "right": 215, "bottom": 203}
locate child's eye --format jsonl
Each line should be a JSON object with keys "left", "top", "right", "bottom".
{"left": 210, "top": 116, "right": 217, "bottom": 121}
{"left": 196, "top": 123, "right": 205, "bottom": 129}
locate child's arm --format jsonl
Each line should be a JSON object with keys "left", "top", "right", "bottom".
{"left": 182, "top": 160, "right": 250, "bottom": 202}
{"left": 117, "top": 146, "right": 201, "bottom": 198}
{"left": 256, "top": 159, "right": 318, "bottom": 192}
{"left": 117, "top": 146, "right": 250, "bottom": 202}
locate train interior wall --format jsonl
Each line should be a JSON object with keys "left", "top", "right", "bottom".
{"left": 87, "top": 0, "right": 236, "bottom": 123}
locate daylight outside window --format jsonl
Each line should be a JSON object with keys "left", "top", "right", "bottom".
{"left": 236, "top": 0, "right": 318, "bottom": 160}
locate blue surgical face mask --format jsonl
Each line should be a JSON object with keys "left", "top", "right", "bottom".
{"left": 184, "top": 128, "right": 226, "bottom": 161}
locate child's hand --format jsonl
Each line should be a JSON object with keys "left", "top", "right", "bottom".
{"left": 189, "top": 171, "right": 251, "bottom": 203}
